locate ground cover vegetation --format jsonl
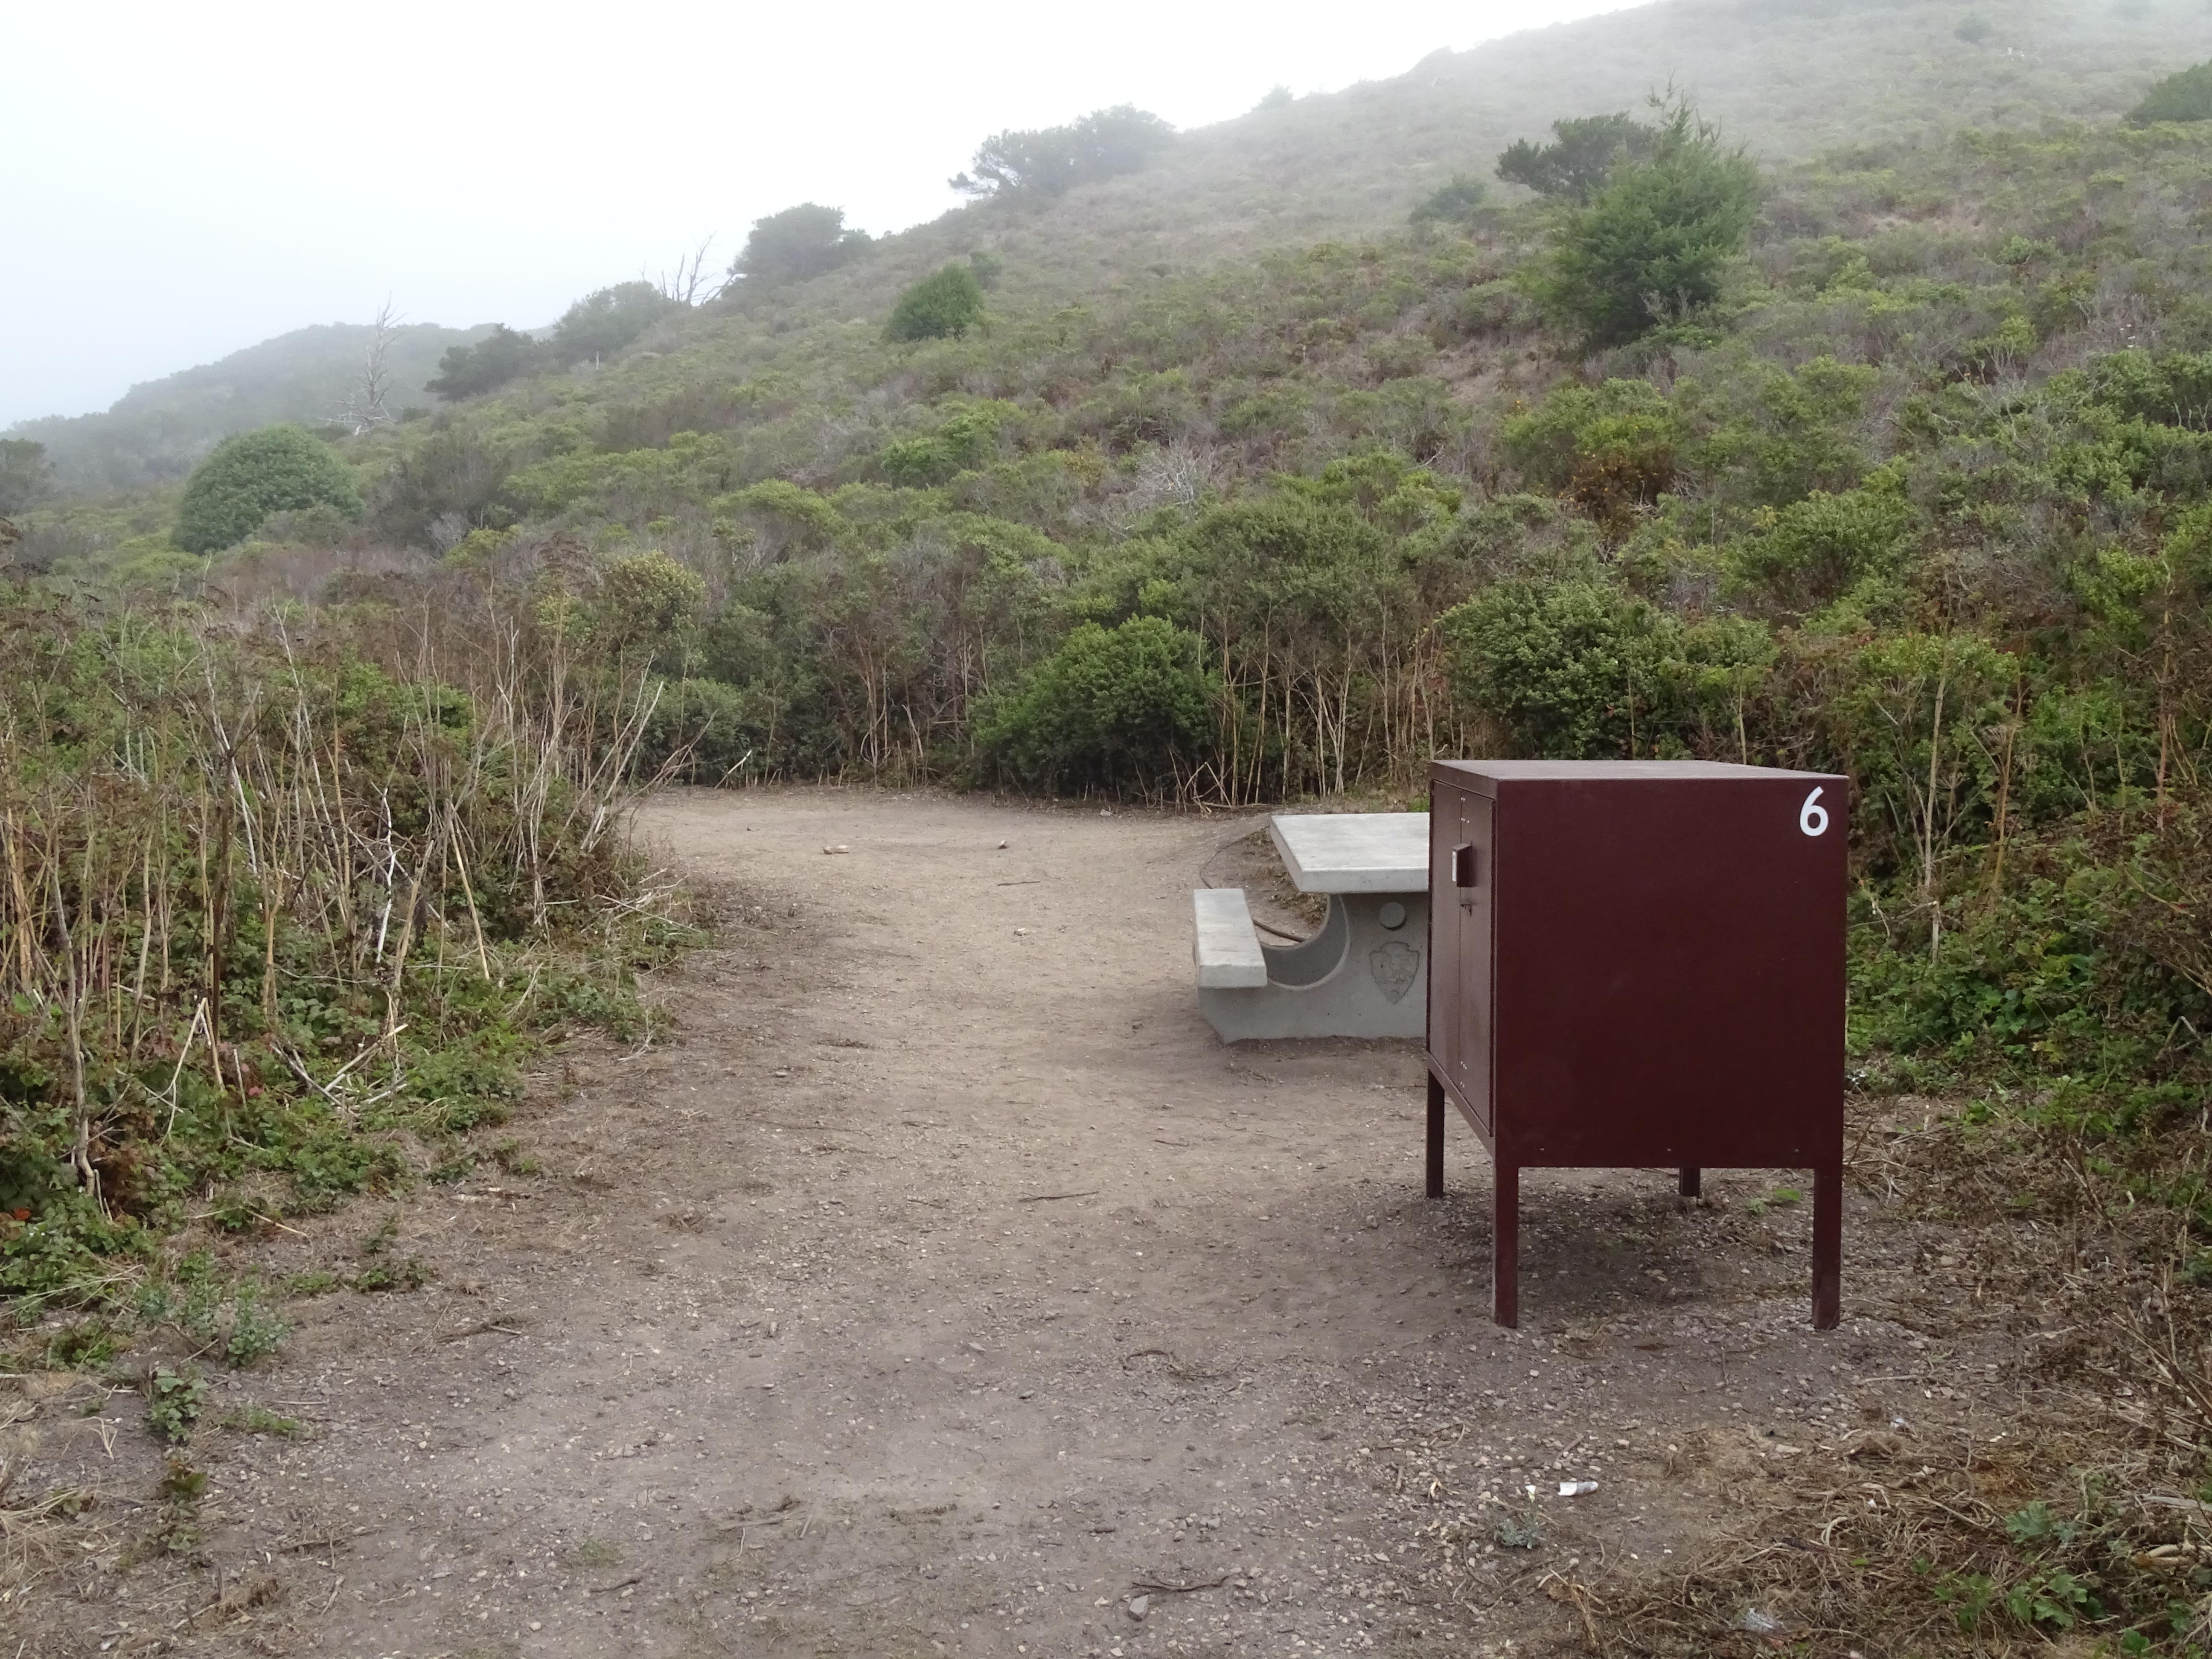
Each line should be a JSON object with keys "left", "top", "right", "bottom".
{"left": 8, "top": 1, "right": 2212, "bottom": 1645}
{"left": 0, "top": 567, "right": 698, "bottom": 1375}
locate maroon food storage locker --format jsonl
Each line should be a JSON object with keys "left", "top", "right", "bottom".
{"left": 1425, "top": 760, "right": 1848, "bottom": 1328}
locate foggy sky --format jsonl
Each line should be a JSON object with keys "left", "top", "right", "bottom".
{"left": 2, "top": 1, "right": 1632, "bottom": 428}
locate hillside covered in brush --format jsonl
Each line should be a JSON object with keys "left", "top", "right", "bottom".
{"left": 9, "top": 320, "right": 490, "bottom": 495}
{"left": 9, "top": 0, "right": 2212, "bottom": 1645}
{"left": 11, "top": 0, "right": 2204, "bottom": 505}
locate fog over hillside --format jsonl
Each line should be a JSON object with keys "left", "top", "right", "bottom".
{"left": 6, "top": 4, "right": 2212, "bottom": 1653}
{"left": 12, "top": 0, "right": 2204, "bottom": 489}
{"left": 12, "top": 322, "right": 488, "bottom": 494}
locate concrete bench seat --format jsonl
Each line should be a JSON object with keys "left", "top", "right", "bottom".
{"left": 1190, "top": 813, "right": 1430, "bottom": 1042}
{"left": 1192, "top": 888, "right": 1269, "bottom": 987}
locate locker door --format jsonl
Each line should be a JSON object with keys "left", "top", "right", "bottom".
{"left": 1455, "top": 792, "right": 1494, "bottom": 1136}
{"left": 1426, "top": 784, "right": 1459, "bottom": 1083}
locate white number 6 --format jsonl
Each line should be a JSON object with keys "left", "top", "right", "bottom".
{"left": 1799, "top": 786, "right": 1829, "bottom": 837}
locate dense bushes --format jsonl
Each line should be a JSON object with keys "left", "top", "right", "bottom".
{"left": 730, "top": 203, "right": 873, "bottom": 287}
{"left": 1530, "top": 98, "right": 1760, "bottom": 344}
{"left": 975, "top": 617, "right": 1216, "bottom": 796}
{"left": 547, "top": 282, "right": 679, "bottom": 364}
{"left": 426, "top": 324, "right": 541, "bottom": 402}
{"left": 173, "top": 425, "right": 361, "bottom": 553}
{"left": 1410, "top": 174, "right": 1488, "bottom": 225}
{"left": 1496, "top": 111, "right": 1655, "bottom": 202}
{"left": 0, "top": 439, "right": 52, "bottom": 516}
{"left": 0, "top": 585, "right": 687, "bottom": 1307}
{"left": 951, "top": 105, "right": 1175, "bottom": 200}
{"left": 2131, "top": 59, "right": 2212, "bottom": 124}
{"left": 886, "top": 265, "right": 987, "bottom": 341}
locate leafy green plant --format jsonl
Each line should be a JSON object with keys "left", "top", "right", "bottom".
{"left": 1411, "top": 173, "right": 1489, "bottom": 225}
{"left": 222, "top": 1405, "right": 303, "bottom": 1437}
{"left": 886, "top": 265, "right": 987, "bottom": 342}
{"left": 975, "top": 617, "right": 1217, "bottom": 797}
{"left": 1531, "top": 96, "right": 1759, "bottom": 345}
{"left": 135, "top": 1260, "right": 291, "bottom": 1368}
{"left": 1495, "top": 1493, "right": 1546, "bottom": 1549}
{"left": 2131, "top": 61, "right": 2212, "bottom": 125}
{"left": 351, "top": 1257, "right": 430, "bottom": 1293}
{"left": 730, "top": 203, "right": 872, "bottom": 286}
{"left": 158, "top": 1453, "right": 208, "bottom": 1503}
{"left": 1497, "top": 111, "right": 1655, "bottom": 202}
{"left": 223, "top": 1293, "right": 290, "bottom": 1367}
{"left": 46, "top": 1318, "right": 119, "bottom": 1370}
{"left": 172, "top": 424, "right": 361, "bottom": 553}
{"left": 146, "top": 1365, "right": 210, "bottom": 1444}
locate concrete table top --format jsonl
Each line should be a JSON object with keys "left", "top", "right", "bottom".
{"left": 1267, "top": 812, "right": 1429, "bottom": 895}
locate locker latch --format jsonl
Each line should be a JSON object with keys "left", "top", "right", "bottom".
{"left": 1452, "top": 843, "right": 1478, "bottom": 899}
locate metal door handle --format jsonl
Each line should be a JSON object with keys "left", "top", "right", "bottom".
{"left": 1452, "top": 844, "right": 1478, "bottom": 888}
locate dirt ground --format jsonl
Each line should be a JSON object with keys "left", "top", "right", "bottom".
{"left": 4, "top": 787, "right": 2013, "bottom": 1658}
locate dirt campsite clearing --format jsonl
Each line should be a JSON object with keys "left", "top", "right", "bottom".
{"left": 6, "top": 787, "right": 2011, "bottom": 1658}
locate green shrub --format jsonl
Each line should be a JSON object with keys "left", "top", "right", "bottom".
{"left": 547, "top": 282, "right": 678, "bottom": 364}
{"left": 1531, "top": 98, "right": 1760, "bottom": 346}
{"left": 0, "top": 438, "right": 52, "bottom": 516}
{"left": 1496, "top": 112, "right": 1656, "bottom": 202}
{"left": 1439, "top": 579, "right": 1663, "bottom": 758}
{"left": 173, "top": 425, "right": 362, "bottom": 553}
{"left": 729, "top": 203, "right": 872, "bottom": 286}
{"left": 425, "top": 324, "right": 541, "bottom": 402}
{"left": 950, "top": 105, "right": 1174, "bottom": 199}
{"left": 975, "top": 617, "right": 1217, "bottom": 796}
{"left": 634, "top": 676, "right": 763, "bottom": 782}
{"left": 887, "top": 265, "right": 987, "bottom": 342}
{"left": 2131, "top": 61, "right": 2212, "bottom": 124}
{"left": 1500, "top": 378, "right": 1680, "bottom": 533}
{"left": 879, "top": 404, "right": 1009, "bottom": 484}
{"left": 1410, "top": 173, "right": 1489, "bottom": 225}
{"left": 1728, "top": 485, "right": 1916, "bottom": 608}
{"left": 146, "top": 1365, "right": 210, "bottom": 1444}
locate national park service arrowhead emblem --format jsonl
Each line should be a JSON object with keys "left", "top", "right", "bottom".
{"left": 1370, "top": 939, "right": 1420, "bottom": 1004}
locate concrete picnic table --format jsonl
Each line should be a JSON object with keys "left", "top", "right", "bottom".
{"left": 1191, "top": 812, "right": 1430, "bottom": 1042}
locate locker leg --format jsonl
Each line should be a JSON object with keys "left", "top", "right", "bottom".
{"left": 1677, "top": 1167, "right": 1701, "bottom": 1199}
{"left": 1812, "top": 1159, "right": 1842, "bottom": 1331}
{"left": 1491, "top": 1161, "right": 1519, "bottom": 1329}
{"left": 1425, "top": 1073, "right": 1445, "bottom": 1200}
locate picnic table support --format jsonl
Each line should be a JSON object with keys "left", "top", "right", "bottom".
{"left": 1677, "top": 1166, "right": 1700, "bottom": 1199}
{"left": 1191, "top": 812, "right": 1430, "bottom": 1043}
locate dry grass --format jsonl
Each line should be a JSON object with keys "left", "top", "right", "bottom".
{"left": 1567, "top": 1106, "right": 2212, "bottom": 1657}
{"left": 0, "top": 573, "right": 702, "bottom": 1305}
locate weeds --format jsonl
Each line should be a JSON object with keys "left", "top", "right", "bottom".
{"left": 144, "top": 1365, "right": 208, "bottom": 1444}
{"left": 1585, "top": 1101, "right": 2212, "bottom": 1657}
{"left": 0, "top": 584, "right": 694, "bottom": 1328}
{"left": 134, "top": 1255, "right": 288, "bottom": 1366}
{"left": 156, "top": 1455, "right": 207, "bottom": 1504}
{"left": 219, "top": 1404, "right": 301, "bottom": 1437}
{"left": 350, "top": 1256, "right": 428, "bottom": 1293}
